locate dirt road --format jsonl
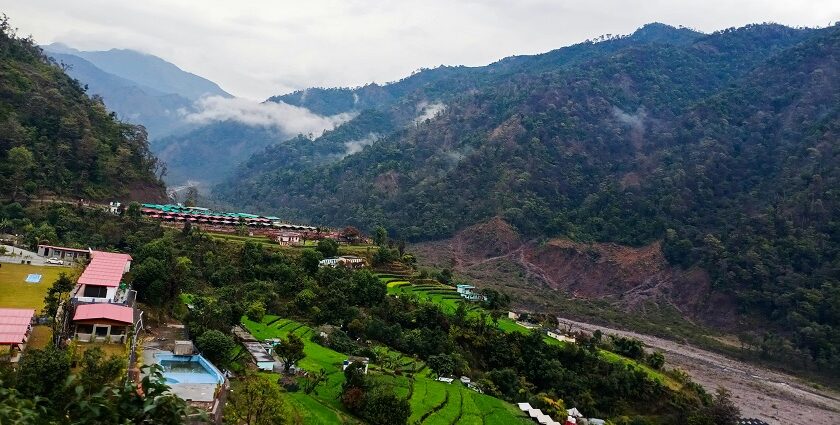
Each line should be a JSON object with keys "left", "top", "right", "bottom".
{"left": 557, "top": 317, "right": 840, "bottom": 425}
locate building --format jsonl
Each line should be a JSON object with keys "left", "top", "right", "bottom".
{"left": 108, "top": 201, "right": 122, "bottom": 215}
{"left": 508, "top": 311, "right": 520, "bottom": 320}
{"left": 0, "top": 308, "right": 34, "bottom": 363}
{"left": 69, "top": 251, "right": 139, "bottom": 343}
{"left": 72, "top": 303, "right": 140, "bottom": 343}
{"left": 275, "top": 231, "right": 302, "bottom": 246}
{"left": 37, "top": 245, "right": 91, "bottom": 263}
{"left": 342, "top": 356, "right": 370, "bottom": 374}
{"left": 71, "top": 251, "right": 133, "bottom": 304}
{"left": 456, "top": 284, "right": 484, "bottom": 301}
{"left": 319, "top": 255, "right": 366, "bottom": 269}
{"left": 547, "top": 330, "right": 576, "bottom": 344}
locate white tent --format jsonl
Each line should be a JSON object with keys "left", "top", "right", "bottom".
{"left": 566, "top": 417, "right": 577, "bottom": 424}
{"left": 528, "top": 408, "right": 542, "bottom": 418}
{"left": 536, "top": 413, "right": 553, "bottom": 424}
{"left": 517, "top": 402, "right": 533, "bottom": 411}
{"left": 567, "top": 407, "right": 583, "bottom": 417}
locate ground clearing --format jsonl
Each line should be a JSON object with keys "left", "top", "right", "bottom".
{"left": 0, "top": 263, "right": 64, "bottom": 312}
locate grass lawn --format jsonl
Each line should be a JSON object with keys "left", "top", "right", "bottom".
{"left": 0, "top": 263, "right": 65, "bottom": 313}
{"left": 27, "top": 325, "right": 52, "bottom": 349}
{"left": 241, "top": 315, "right": 531, "bottom": 425}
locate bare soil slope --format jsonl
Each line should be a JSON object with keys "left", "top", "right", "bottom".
{"left": 412, "top": 217, "right": 735, "bottom": 326}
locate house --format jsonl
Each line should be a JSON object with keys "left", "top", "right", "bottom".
{"left": 547, "top": 330, "right": 576, "bottom": 344}
{"left": 70, "top": 250, "right": 138, "bottom": 343}
{"left": 508, "top": 311, "right": 520, "bottom": 320}
{"left": 437, "top": 377, "right": 454, "bottom": 383}
{"left": 71, "top": 251, "right": 133, "bottom": 304}
{"left": 108, "top": 201, "right": 121, "bottom": 215}
{"left": 459, "top": 376, "right": 471, "bottom": 384}
{"left": 275, "top": 231, "right": 302, "bottom": 246}
{"left": 37, "top": 245, "right": 90, "bottom": 263}
{"left": 0, "top": 308, "right": 34, "bottom": 363}
{"left": 319, "top": 255, "right": 366, "bottom": 269}
{"left": 72, "top": 303, "right": 141, "bottom": 343}
{"left": 342, "top": 356, "right": 370, "bottom": 374}
{"left": 456, "top": 284, "right": 484, "bottom": 301}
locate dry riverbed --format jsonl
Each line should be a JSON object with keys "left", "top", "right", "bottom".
{"left": 557, "top": 317, "right": 840, "bottom": 425}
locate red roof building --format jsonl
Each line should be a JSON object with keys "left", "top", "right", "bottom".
{"left": 0, "top": 308, "right": 34, "bottom": 345}
{"left": 77, "top": 251, "right": 132, "bottom": 287}
{"left": 73, "top": 304, "right": 134, "bottom": 324}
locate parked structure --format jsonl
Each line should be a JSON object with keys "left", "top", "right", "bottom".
{"left": 37, "top": 245, "right": 90, "bottom": 263}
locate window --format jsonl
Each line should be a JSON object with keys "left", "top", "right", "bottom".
{"left": 95, "top": 326, "right": 109, "bottom": 336}
{"left": 76, "top": 324, "right": 93, "bottom": 334}
{"left": 110, "top": 326, "right": 126, "bottom": 335}
{"left": 83, "top": 285, "right": 108, "bottom": 298}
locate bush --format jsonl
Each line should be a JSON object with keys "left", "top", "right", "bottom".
{"left": 196, "top": 330, "right": 235, "bottom": 367}
{"left": 246, "top": 301, "right": 266, "bottom": 322}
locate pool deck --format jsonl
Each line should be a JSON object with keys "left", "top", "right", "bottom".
{"left": 142, "top": 349, "right": 223, "bottom": 402}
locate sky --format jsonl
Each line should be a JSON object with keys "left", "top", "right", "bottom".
{"left": 6, "top": 1, "right": 840, "bottom": 100}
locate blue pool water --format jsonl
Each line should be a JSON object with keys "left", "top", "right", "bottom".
{"left": 155, "top": 354, "right": 224, "bottom": 385}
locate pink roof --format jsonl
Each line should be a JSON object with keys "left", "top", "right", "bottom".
{"left": 0, "top": 309, "right": 34, "bottom": 345}
{"left": 73, "top": 304, "right": 134, "bottom": 324}
{"left": 77, "top": 251, "right": 132, "bottom": 287}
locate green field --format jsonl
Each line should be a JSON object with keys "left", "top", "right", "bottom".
{"left": 0, "top": 263, "right": 64, "bottom": 312}
{"left": 209, "top": 232, "right": 376, "bottom": 258}
{"left": 240, "top": 315, "right": 531, "bottom": 425}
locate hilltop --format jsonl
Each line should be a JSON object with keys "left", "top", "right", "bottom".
{"left": 0, "top": 18, "right": 166, "bottom": 201}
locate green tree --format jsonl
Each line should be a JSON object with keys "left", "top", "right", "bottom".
{"left": 274, "top": 334, "right": 305, "bottom": 373}
{"left": 7, "top": 146, "right": 34, "bottom": 201}
{"left": 79, "top": 346, "right": 125, "bottom": 394}
{"left": 15, "top": 346, "right": 70, "bottom": 398}
{"left": 373, "top": 226, "right": 388, "bottom": 246}
{"left": 363, "top": 389, "right": 410, "bottom": 425}
{"left": 225, "top": 370, "right": 286, "bottom": 425}
{"left": 43, "top": 273, "right": 74, "bottom": 338}
{"left": 300, "top": 249, "right": 323, "bottom": 275}
{"left": 427, "top": 354, "right": 455, "bottom": 377}
{"left": 195, "top": 330, "right": 235, "bottom": 367}
{"left": 316, "top": 239, "right": 339, "bottom": 258}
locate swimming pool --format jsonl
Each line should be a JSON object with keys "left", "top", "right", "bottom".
{"left": 154, "top": 353, "right": 224, "bottom": 385}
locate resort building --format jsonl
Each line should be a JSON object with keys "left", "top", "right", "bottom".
{"left": 0, "top": 308, "right": 34, "bottom": 363}
{"left": 69, "top": 251, "right": 140, "bottom": 343}
{"left": 36, "top": 245, "right": 91, "bottom": 263}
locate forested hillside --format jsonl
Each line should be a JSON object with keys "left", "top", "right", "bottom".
{"left": 0, "top": 17, "right": 166, "bottom": 201}
{"left": 214, "top": 24, "right": 840, "bottom": 376}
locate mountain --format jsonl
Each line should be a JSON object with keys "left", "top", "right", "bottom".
{"left": 213, "top": 23, "right": 840, "bottom": 376}
{"left": 41, "top": 43, "right": 230, "bottom": 140}
{"left": 42, "top": 43, "right": 230, "bottom": 101}
{"left": 0, "top": 24, "right": 165, "bottom": 201}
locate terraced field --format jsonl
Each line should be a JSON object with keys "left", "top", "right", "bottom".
{"left": 380, "top": 277, "right": 678, "bottom": 389}
{"left": 240, "top": 315, "right": 531, "bottom": 425}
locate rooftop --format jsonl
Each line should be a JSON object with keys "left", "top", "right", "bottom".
{"left": 77, "top": 250, "right": 132, "bottom": 287}
{"left": 0, "top": 308, "right": 34, "bottom": 345}
{"left": 73, "top": 304, "right": 134, "bottom": 324}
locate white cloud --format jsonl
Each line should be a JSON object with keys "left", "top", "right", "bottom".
{"left": 6, "top": 1, "right": 840, "bottom": 99}
{"left": 414, "top": 101, "right": 446, "bottom": 123}
{"left": 183, "top": 96, "right": 355, "bottom": 136}
{"left": 342, "top": 133, "right": 380, "bottom": 158}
